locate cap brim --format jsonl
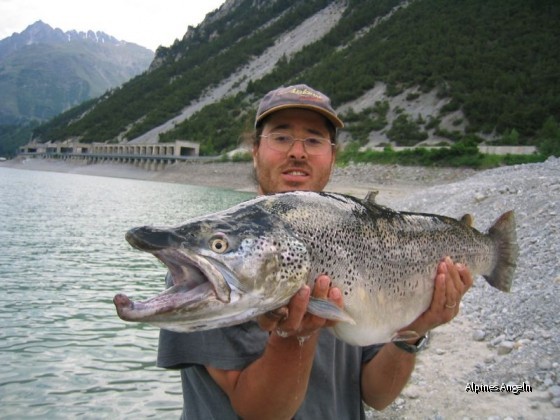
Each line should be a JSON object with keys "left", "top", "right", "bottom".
{"left": 256, "top": 104, "right": 344, "bottom": 128}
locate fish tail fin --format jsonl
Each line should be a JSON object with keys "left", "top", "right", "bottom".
{"left": 484, "top": 210, "right": 518, "bottom": 292}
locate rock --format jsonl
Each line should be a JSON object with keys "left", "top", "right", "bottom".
{"left": 472, "top": 330, "right": 486, "bottom": 341}
{"left": 541, "top": 331, "right": 552, "bottom": 340}
{"left": 515, "top": 338, "right": 531, "bottom": 348}
{"left": 524, "top": 330, "right": 536, "bottom": 340}
{"left": 491, "top": 335, "right": 505, "bottom": 346}
{"left": 484, "top": 356, "right": 496, "bottom": 364}
{"left": 474, "top": 193, "right": 488, "bottom": 202}
{"left": 403, "top": 389, "right": 420, "bottom": 399}
{"left": 548, "top": 385, "right": 560, "bottom": 399}
{"left": 497, "top": 341, "right": 515, "bottom": 355}
{"left": 538, "top": 359, "right": 553, "bottom": 370}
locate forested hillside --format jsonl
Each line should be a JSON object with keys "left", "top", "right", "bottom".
{"left": 31, "top": 0, "right": 560, "bottom": 157}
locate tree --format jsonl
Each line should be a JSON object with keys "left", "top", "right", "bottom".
{"left": 537, "top": 117, "right": 560, "bottom": 157}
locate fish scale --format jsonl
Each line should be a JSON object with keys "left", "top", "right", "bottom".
{"left": 114, "top": 191, "right": 518, "bottom": 347}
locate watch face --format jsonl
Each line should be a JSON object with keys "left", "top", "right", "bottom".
{"left": 416, "top": 333, "right": 429, "bottom": 350}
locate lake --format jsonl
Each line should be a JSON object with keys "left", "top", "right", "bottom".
{"left": 0, "top": 167, "right": 254, "bottom": 419}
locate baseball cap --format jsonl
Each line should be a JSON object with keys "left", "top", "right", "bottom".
{"left": 255, "top": 84, "right": 344, "bottom": 129}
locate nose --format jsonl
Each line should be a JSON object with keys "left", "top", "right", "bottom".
{"left": 287, "top": 139, "right": 308, "bottom": 159}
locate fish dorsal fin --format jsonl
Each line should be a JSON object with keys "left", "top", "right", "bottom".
{"left": 460, "top": 213, "right": 474, "bottom": 227}
{"left": 307, "top": 297, "right": 356, "bottom": 324}
{"left": 391, "top": 330, "right": 420, "bottom": 342}
{"left": 365, "top": 190, "right": 379, "bottom": 204}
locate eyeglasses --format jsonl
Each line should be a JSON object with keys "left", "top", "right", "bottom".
{"left": 260, "top": 132, "right": 335, "bottom": 156}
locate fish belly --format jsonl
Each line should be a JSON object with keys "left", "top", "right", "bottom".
{"left": 330, "top": 271, "right": 435, "bottom": 347}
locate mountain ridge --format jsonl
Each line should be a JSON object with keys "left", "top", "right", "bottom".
{"left": 0, "top": 20, "right": 154, "bottom": 127}
{"left": 8, "top": 0, "right": 560, "bottom": 157}
{"left": 0, "top": 20, "right": 147, "bottom": 60}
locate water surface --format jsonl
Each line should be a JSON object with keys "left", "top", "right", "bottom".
{"left": 0, "top": 167, "right": 253, "bottom": 418}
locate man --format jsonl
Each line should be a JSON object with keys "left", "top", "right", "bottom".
{"left": 158, "top": 84, "right": 473, "bottom": 419}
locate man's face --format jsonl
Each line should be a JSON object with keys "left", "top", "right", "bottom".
{"left": 253, "top": 109, "right": 336, "bottom": 195}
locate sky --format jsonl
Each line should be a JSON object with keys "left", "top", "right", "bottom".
{"left": 0, "top": 0, "right": 227, "bottom": 51}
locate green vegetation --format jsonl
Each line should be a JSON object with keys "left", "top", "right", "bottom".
{"left": 33, "top": 0, "right": 332, "bottom": 143}
{"left": 535, "top": 118, "right": 560, "bottom": 158}
{"left": 159, "top": 95, "right": 255, "bottom": 155}
{"left": 340, "top": 101, "right": 390, "bottom": 145}
{"left": 336, "top": 139, "right": 547, "bottom": 169}
{"left": 0, "top": 122, "right": 37, "bottom": 157}
{"left": 386, "top": 114, "right": 428, "bottom": 145}
{"left": 27, "top": 0, "right": 560, "bottom": 165}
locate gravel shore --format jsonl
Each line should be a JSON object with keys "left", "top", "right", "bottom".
{"left": 3, "top": 156, "right": 559, "bottom": 418}
{"left": 377, "top": 157, "right": 560, "bottom": 419}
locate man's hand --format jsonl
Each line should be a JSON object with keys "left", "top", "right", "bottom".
{"left": 404, "top": 256, "right": 473, "bottom": 337}
{"left": 208, "top": 274, "right": 343, "bottom": 419}
{"left": 258, "top": 275, "right": 344, "bottom": 339}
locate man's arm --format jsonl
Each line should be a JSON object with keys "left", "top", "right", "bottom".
{"left": 206, "top": 275, "right": 343, "bottom": 420}
{"left": 361, "top": 257, "right": 473, "bottom": 410}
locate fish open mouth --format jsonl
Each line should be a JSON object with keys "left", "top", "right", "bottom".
{"left": 154, "top": 248, "right": 232, "bottom": 302}
{"left": 114, "top": 227, "right": 234, "bottom": 322}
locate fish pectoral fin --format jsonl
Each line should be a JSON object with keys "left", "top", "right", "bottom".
{"left": 307, "top": 297, "right": 356, "bottom": 325}
{"left": 391, "top": 330, "right": 420, "bottom": 342}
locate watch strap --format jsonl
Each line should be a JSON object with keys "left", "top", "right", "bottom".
{"left": 393, "top": 334, "right": 428, "bottom": 353}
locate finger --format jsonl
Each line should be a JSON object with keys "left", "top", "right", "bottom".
{"left": 299, "top": 275, "right": 332, "bottom": 328}
{"left": 311, "top": 275, "right": 331, "bottom": 299}
{"left": 257, "top": 315, "right": 275, "bottom": 332}
{"left": 328, "top": 287, "right": 343, "bottom": 307}
{"left": 431, "top": 262, "right": 448, "bottom": 310}
{"left": 324, "top": 287, "right": 344, "bottom": 328}
{"left": 257, "top": 307, "right": 289, "bottom": 331}
{"left": 444, "top": 257, "right": 461, "bottom": 308}
{"left": 266, "top": 307, "right": 289, "bottom": 321}
{"left": 445, "top": 257, "right": 463, "bottom": 290}
{"left": 278, "top": 286, "right": 310, "bottom": 333}
{"left": 456, "top": 263, "right": 473, "bottom": 292}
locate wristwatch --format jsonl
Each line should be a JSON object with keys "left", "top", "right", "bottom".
{"left": 393, "top": 333, "right": 429, "bottom": 354}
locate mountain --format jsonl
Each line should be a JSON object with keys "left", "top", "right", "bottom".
{"left": 0, "top": 21, "right": 154, "bottom": 125}
{"left": 17, "top": 0, "right": 560, "bottom": 157}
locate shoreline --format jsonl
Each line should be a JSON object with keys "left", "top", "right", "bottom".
{"left": 0, "top": 156, "right": 477, "bottom": 204}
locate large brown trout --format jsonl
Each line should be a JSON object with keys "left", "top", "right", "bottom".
{"left": 114, "top": 191, "right": 518, "bottom": 346}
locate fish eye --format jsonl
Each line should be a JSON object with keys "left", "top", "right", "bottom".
{"left": 209, "top": 234, "right": 229, "bottom": 253}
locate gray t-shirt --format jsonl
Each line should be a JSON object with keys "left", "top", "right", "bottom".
{"left": 158, "top": 322, "right": 381, "bottom": 419}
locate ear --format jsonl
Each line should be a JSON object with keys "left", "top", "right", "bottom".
{"left": 252, "top": 144, "right": 259, "bottom": 168}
